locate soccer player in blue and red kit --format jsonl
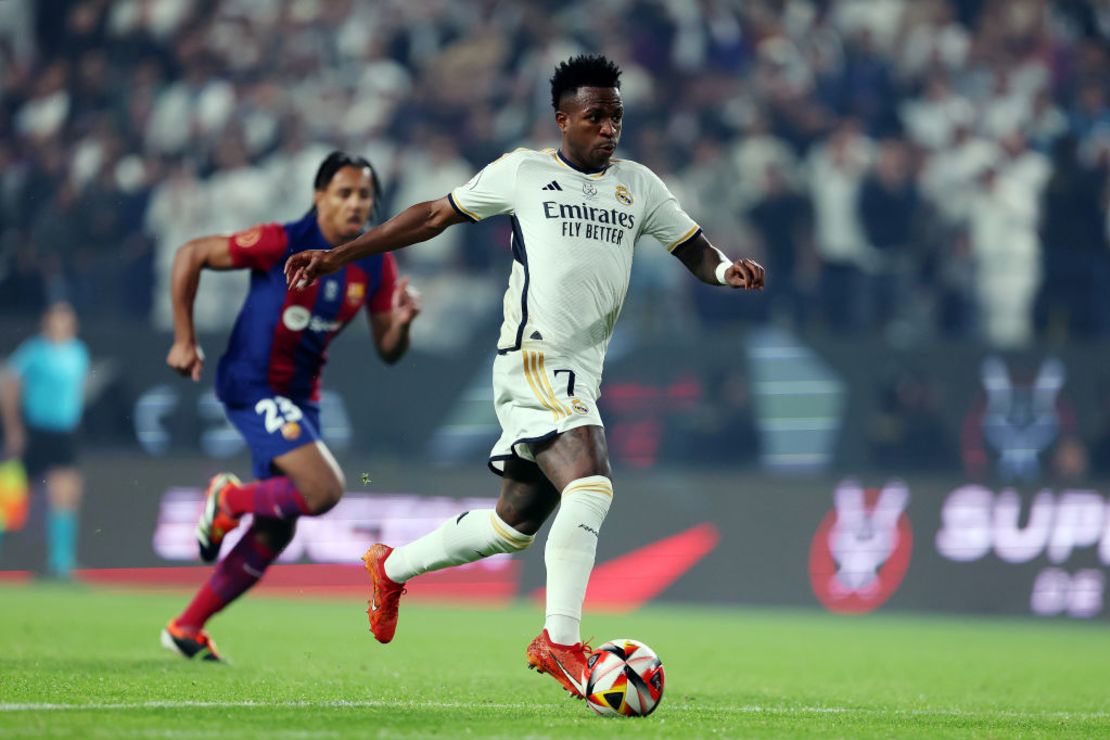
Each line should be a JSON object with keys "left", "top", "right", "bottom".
{"left": 160, "top": 152, "right": 421, "bottom": 661}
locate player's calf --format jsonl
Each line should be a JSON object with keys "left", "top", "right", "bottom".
{"left": 364, "top": 510, "right": 535, "bottom": 643}
{"left": 384, "top": 509, "right": 535, "bottom": 584}
{"left": 544, "top": 476, "right": 613, "bottom": 645}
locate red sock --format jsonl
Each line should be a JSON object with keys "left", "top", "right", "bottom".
{"left": 222, "top": 476, "right": 310, "bottom": 519}
{"left": 175, "top": 525, "right": 281, "bottom": 632}
{"left": 175, "top": 584, "right": 224, "bottom": 633}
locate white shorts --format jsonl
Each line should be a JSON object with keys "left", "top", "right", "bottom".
{"left": 488, "top": 347, "right": 603, "bottom": 474}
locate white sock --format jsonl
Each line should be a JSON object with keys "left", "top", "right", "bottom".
{"left": 384, "top": 509, "right": 533, "bottom": 583}
{"left": 544, "top": 476, "right": 613, "bottom": 645}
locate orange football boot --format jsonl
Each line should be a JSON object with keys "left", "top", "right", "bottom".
{"left": 362, "top": 543, "right": 407, "bottom": 644}
{"left": 526, "top": 629, "right": 591, "bottom": 699}
{"left": 161, "top": 621, "right": 224, "bottom": 662}
{"left": 196, "top": 473, "right": 242, "bottom": 563}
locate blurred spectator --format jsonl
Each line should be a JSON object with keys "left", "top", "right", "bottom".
{"left": 746, "top": 161, "right": 815, "bottom": 327}
{"left": 0, "top": 302, "right": 90, "bottom": 580}
{"left": 660, "top": 368, "right": 759, "bottom": 468}
{"left": 932, "top": 228, "right": 978, "bottom": 338}
{"left": 807, "top": 119, "right": 875, "bottom": 332}
{"left": 673, "top": 139, "right": 760, "bottom": 330}
{"left": 390, "top": 134, "right": 473, "bottom": 274}
{"left": 859, "top": 138, "right": 921, "bottom": 329}
{"left": 147, "top": 156, "right": 226, "bottom": 329}
{"left": 900, "top": 74, "right": 974, "bottom": 152}
{"left": 968, "top": 133, "right": 1049, "bottom": 348}
{"left": 866, "top": 369, "right": 952, "bottom": 471}
{"left": 1070, "top": 79, "right": 1110, "bottom": 151}
{"left": 897, "top": 0, "right": 970, "bottom": 80}
{"left": 1035, "top": 136, "right": 1110, "bottom": 340}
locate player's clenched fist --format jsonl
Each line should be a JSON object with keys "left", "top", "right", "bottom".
{"left": 284, "top": 248, "right": 336, "bottom": 289}
{"left": 723, "top": 258, "right": 765, "bottom": 290}
{"left": 167, "top": 340, "right": 205, "bottom": 382}
{"left": 393, "top": 276, "right": 422, "bottom": 325}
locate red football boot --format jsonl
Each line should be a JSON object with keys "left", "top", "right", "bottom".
{"left": 362, "top": 544, "right": 407, "bottom": 644}
{"left": 526, "top": 629, "right": 591, "bottom": 699}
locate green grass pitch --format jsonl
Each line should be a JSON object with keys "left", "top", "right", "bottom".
{"left": 1, "top": 584, "right": 1108, "bottom": 737}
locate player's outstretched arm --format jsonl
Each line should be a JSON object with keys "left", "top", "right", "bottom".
{"left": 285, "top": 197, "right": 467, "bottom": 289}
{"left": 167, "top": 235, "right": 236, "bottom": 381}
{"left": 672, "top": 233, "right": 765, "bottom": 290}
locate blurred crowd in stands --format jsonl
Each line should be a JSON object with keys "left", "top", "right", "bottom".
{"left": 0, "top": 0, "right": 1108, "bottom": 350}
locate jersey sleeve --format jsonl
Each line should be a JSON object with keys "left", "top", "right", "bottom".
{"left": 639, "top": 171, "right": 702, "bottom": 252}
{"left": 227, "top": 222, "right": 289, "bottom": 271}
{"left": 5, "top": 339, "right": 36, "bottom": 378}
{"left": 367, "top": 252, "right": 398, "bottom": 315}
{"left": 447, "top": 150, "right": 527, "bottom": 222}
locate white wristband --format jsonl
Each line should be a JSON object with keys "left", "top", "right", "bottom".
{"left": 714, "top": 261, "right": 731, "bottom": 286}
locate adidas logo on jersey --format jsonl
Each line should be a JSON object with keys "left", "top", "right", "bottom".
{"left": 541, "top": 181, "right": 563, "bottom": 191}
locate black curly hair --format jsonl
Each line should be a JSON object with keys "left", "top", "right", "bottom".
{"left": 549, "top": 54, "right": 622, "bottom": 111}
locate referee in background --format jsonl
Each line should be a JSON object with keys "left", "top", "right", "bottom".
{"left": 1, "top": 302, "right": 90, "bottom": 580}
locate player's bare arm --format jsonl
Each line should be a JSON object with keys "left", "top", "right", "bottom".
{"left": 0, "top": 369, "right": 25, "bottom": 457}
{"left": 167, "top": 235, "right": 237, "bottom": 381}
{"left": 672, "top": 233, "right": 765, "bottom": 290}
{"left": 285, "top": 197, "right": 467, "bottom": 289}
{"left": 370, "top": 276, "right": 422, "bottom": 364}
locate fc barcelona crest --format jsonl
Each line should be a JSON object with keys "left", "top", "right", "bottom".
{"left": 235, "top": 227, "right": 262, "bottom": 248}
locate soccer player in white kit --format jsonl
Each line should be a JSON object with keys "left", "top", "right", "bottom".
{"left": 286, "top": 55, "right": 764, "bottom": 698}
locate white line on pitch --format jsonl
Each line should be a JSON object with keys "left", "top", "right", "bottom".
{"left": 0, "top": 701, "right": 1107, "bottom": 721}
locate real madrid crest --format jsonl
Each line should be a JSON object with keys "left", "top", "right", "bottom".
{"left": 615, "top": 185, "right": 633, "bottom": 206}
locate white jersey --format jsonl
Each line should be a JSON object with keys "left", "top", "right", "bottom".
{"left": 449, "top": 147, "right": 700, "bottom": 380}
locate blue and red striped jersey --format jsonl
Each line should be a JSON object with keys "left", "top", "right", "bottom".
{"left": 215, "top": 211, "right": 397, "bottom": 406}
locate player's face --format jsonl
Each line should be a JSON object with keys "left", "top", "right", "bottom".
{"left": 557, "top": 87, "right": 623, "bottom": 170}
{"left": 314, "top": 165, "right": 375, "bottom": 244}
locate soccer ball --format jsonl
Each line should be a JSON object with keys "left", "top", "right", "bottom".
{"left": 583, "top": 639, "right": 665, "bottom": 717}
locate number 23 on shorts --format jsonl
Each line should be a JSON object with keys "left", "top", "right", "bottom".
{"left": 255, "top": 396, "right": 304, "bottom": 439}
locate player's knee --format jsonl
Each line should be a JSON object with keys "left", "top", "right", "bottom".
{"left": 562, "top": 475, "right": 614, "bottom": 497}
{"left": 560, "top": 475, "right": 614, "bottom": 517}
{"left": 549, "top": 460, "right": 613, "bottom": 491}
{"left": 489, "top": 510, "right": 536, "bottom": 553}
{"left": 302, "top": 476, "right": 344, "bottom": 515}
